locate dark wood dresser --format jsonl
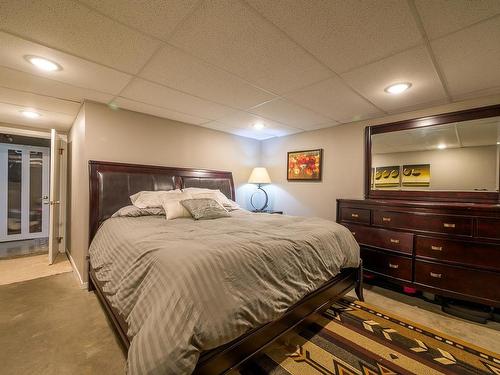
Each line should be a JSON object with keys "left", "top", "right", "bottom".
{"left": 337, "top": 199, "right": 500, "bottom": 307}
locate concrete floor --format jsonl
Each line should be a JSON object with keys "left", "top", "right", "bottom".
{"left": 1, "top": 275, "right": 498, "bottom": 375}
{"left": 0, "top": 272, "right": 127, "bottom": 375}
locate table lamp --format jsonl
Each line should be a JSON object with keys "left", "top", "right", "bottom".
{"left": 248, "top": 167, "right": 271, "bottom": 211}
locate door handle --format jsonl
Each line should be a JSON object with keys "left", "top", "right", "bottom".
{"left": 50, "top": 201, "right": 60, "bottom": 205}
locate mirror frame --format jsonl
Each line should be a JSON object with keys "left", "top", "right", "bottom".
{"left": 365, "top": 104, "right": 500, "bottom": 203}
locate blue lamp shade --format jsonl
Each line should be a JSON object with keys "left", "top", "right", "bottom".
{"left": 248, "top": 167, "right": 271, "bottom": 211}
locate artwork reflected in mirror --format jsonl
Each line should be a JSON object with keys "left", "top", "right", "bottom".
{"left": 374, "top": 166, "right": 400, "bottom": 188}
{"left": 287, "top": 149, "right": 322, "bottom": 181}
{"left": 402, "top": 164, "right": 430, "bottom": 187}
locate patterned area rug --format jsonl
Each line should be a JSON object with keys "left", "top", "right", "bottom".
{"left": 238, "top": 299, "right": 500, "bottom": 375}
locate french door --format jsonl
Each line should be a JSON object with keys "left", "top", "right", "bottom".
{"left": 0, "top": 144, "right": 50, "bottom": 242}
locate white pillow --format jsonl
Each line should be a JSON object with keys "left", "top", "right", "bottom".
{"left": 130, "top": 189, "right": 182, "bottom": 209}
{"left": 182, "top": 188, "right": 239, "bottom": 210}
{"left": 160, "top": 191, "right": 193, "bottom": 220}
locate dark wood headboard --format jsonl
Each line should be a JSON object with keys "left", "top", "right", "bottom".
{"left": 88, "top": 160, "right": 235, "bottom": 245}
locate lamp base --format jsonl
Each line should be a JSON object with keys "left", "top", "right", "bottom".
{"left": 250, "top": 185, "right": 269, "bottom": 211}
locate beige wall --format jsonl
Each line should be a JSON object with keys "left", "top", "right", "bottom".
{"left": 261, "top": 95, "right": 500, "bottom": 219}
{"left": 67, "top": 101, "right": 260, "bottom": 283}
{"left": 373, "top": 146, "right": 498, "bottom": 191}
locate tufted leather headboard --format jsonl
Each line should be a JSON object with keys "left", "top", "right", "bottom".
{"left": 88, "top": 160, "right": 235, "bottom": 244}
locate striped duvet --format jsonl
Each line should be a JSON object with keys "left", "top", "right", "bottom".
{"left": 89, "top": 210, "right": 360, "bottom": 375}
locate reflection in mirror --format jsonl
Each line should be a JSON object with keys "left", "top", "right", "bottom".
{"left": 371, "top": 116, "right": 500, "bottom": 192}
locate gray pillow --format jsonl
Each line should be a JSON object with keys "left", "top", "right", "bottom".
{"left": 112, "top": 205, "right": 165, "bottom": 218}
{"left": 180, "top": 198, "right": 230, "bottom": 220}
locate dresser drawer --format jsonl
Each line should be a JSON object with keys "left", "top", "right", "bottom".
{"left": 415, "top": 261, "right": 500, "bottom": 303}
{"left": 345, "top": 224, "right": 413, "bottom": 254}
{"left": 373, "top": 210, "right": 472, "bottom": 236}
{"left": 361, "top": 248, "right": 412, "bottom": 281}
{"left": 477, "top": 218, "right": 500, "bottom": 240}
{"left": 340, "top": 207, "right": 370, "bottom": 224}
{"left": 416, "top": 236, "right": 500, "bottom": 271}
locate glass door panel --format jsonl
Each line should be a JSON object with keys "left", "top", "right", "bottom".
{"left": 7, "top": 149, "right": 22, "bottom": 235}
{"left": 29, "top": 151, "right": 43, "bottom": 233}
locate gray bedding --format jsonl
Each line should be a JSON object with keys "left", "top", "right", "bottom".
{"left": 89, "top": 210, "right": 360, "bottom": 375}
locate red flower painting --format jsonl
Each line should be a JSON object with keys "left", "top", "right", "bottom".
{"left": 287, "top": 149, "right": 323, "bottom": 181}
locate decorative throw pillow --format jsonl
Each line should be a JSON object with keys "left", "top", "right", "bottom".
{"left": 112, "top": 205, "right": 165, "bottom": 218}
{"left": 130, "top": 189, "right": 183, "bottom": 208}
{"left": 161, "top": 199, "right": 192, "bottom": 220}
{"left": 182, "top": 188, "right": 240, "bottom": 210}
{"left": 180, "top": 198, "right": 231, "bottom": 220}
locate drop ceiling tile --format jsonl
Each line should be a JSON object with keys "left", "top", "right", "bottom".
{"left": 169, "top": 0, "right": 331, "bottom": 94}
{"left": 415, "top": 0, "right": 500, "bottom": 39}
{"left": 212, "top": 110, "right": 301, "bottom": 137}
{"left": 121, "top": 78, "right": 235, "bottom": 120}
{"left": 284, "top": 77, "right": 382, "bottom": 123}
{"left": 249, "top": 98, "right": 331, "bottom": 130}
{"left": 140, "top": 44, "right": 276, "bottom": 109}
{"left": 112, "top": 97, "right": 210, "bottom": 125}
{"left": 431, "top": 17, "right": 500, "bottom": 98}
{"left": 341, "top": 46, "right": 447, "bottom": 112}
{"left": 0, "top": 66, "right": 114, "bottom": 103}
{"left": 0, "top": 32, "right": 132, "bottom": 95}
{"left": 247, "top": 0, "right": 422, "bottom": 74}
{"left": 0, "top": 87, "right": 80, "bottom": 115}
{"left": 79, "top": 0, "right": 199, "bottom": 40}
{"left": 0, "top": 102, "right": 74, "bottom": 131}
{"left": 1, "top": 0, "right": 159, "bottom": 73}
{"left": 202, "top": 120, "right": 291, "bottom": 140}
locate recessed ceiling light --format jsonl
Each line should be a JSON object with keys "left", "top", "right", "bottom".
{"left": 497, "top": 141, "right": 500, "bottom": 145}
{"left": 24, "top": 55, "right": 62, "bottom": 72}
{"left": 253, "top": 122, "right": 264, "bottom": 130}
{"left": 437, "top": 143, "right": 447, "bottom": 149}
{"left": 384, "top": 82, "right": 412, "bottom": 95}
{"left": 20, "top": 109, "right": 41, "bottom": 119}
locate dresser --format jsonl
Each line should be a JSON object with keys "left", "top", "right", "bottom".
{"left": 337, "top": 199, "right": 500, "bottom": 307}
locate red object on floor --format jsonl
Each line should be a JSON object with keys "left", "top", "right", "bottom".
{"left": 403, "top": 286, "right": 417, "bottom": 294}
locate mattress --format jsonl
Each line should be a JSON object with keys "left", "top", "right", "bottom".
{"left": 89, "top": 210, "right": 360, "bottom": 374}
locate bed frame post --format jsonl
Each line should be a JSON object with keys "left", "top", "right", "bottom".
{"left": 355, "top": 259, "right": 364, "bottom": 302}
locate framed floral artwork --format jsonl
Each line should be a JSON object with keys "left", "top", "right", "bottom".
{"left": 287, "top": 149, "right": 323, "bottom": 181}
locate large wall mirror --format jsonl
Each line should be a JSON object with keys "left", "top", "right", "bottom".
{"left": 365, "top": 105, "right": 500, "bottom": 203}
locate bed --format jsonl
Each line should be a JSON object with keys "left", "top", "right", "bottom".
{"left": 87, "top": 160, "right": 363, "bottom": 375}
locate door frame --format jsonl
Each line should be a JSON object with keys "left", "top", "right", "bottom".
{"left": 0, "top": 126, "right": 67, "bottom": 256}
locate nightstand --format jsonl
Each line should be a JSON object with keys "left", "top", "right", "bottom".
{"left": 252, "top": 210, "right": 283, "bottom": 214}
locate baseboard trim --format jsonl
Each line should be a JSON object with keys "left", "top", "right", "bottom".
{"left": 66, "top": 250, "right": 88, "bottom": 289}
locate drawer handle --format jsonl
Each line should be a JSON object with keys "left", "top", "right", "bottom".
{"left": 382, "top": 217, "right": 391, "bottom": 222}
{"left": 430, "top": 272, "right": 442, "bottom": 278}
{"left": 388, "top": 263, "right": 399, "bottom": 269}
{"left": 390, "top": 238, "right": 400, "bottom": 244}
{"left": 351, "top": 213, "right": 359, "bottom": 218}
{"left": 431, "top": 245, "right": 443, "bottom": 251}
{"left": 351, "top": 232, "right": 356, "bottom": 236}
{"left": 443, "top": 223, "right": 456, "bottom": 228}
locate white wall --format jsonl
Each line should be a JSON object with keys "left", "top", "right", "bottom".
{"left": 67, "top": 101, "right": 260, "bottom": 283}
{"left": 261, "top": 95, "right": 500, "bottom": 219}
{"left": 373, "top": 146, "right": 498, "bottom": 191}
